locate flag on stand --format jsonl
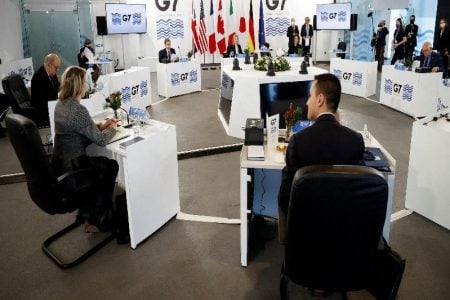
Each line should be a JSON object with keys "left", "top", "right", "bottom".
{"left": 258, "top": 0, "right": 266, "bottom": 48}
{"left": 198, "top": 0, "right": 209, "bottom": 54}
{"left": 207, "top": 0, "right": 216, "bottom": 54}
{"left": 227, "top": 0, "right": 236, "bottom": 46}
{"left": 216, "top": 0, "right": 226, "bottom": 53}
{"left": 238, "top": 0, "right": 246, "bottom": 44}
{"left": 191, "top": 4, "right": 203, "bottom": 54}
{"left": 247, "top": 0, "right": 256, "bottom": 53}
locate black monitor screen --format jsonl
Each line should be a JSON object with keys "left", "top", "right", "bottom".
{"left": 260, "top": 81, "right": 312, "bottom": 128}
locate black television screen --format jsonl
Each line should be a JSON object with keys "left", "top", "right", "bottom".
{"left": 260, "top": 81, "right": 312, "bottom": 128}
{"left": 105, "top": 3, "right": 147, "bottom": 34}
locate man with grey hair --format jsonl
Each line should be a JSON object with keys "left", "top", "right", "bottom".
{"left": 287, "top": 17, "right": 299, "bottom": 48}
{"left": 31, "top": 53, "right": 61, "bottom": 125}
{"left": 158, "top": 38, "right": 176, "bottom": 63}
{"left": 419, "top": 41, "right": 444, "bottom": 73}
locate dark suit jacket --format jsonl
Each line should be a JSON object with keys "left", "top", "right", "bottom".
{"left": 404, "top": 23, "right": 418, "bottom": 47}
{"left": 226, "top": 44, "right": 243, "bottom": 57}
{"left": 158, "top": 47, "right": 176, "bottom": 63}
{"left": 287, "top": 25, "right": 299, "bottom": 46}
{"left": 437, "top": 27, "right": 450, "bottom": 54}
{"left": 31, "top": 66, "right": 59, "bottom": 123}
{"left": 288, "top": 44, "right": 302, "bottom": 55}
{"left": 419, "top": 52, "right": 444, "bottom": 71}
{"left": 300, "top": 24, "right": 314, "bottom": 47}
{"left": 278, "top": 114, "right": 364, "bottom": 212}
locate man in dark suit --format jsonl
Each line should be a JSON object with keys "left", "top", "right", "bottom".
{"left": 286, "top": 17, "right": 299, "bottom": 48}
{"left": 158, "top": 38, "right": 176, "bottom": 63}
{"left": 301, "top": 17, "right": 314, "bottom": 56}
{"left": 31, "top": 53, "right": 60, "bottom": 125}
{"left": 226, "top": 35, "right": 243, "bottom": 57}
{"left": 404, "top": 15, "right": 418, "bottom": 61}
{"left": 419, "top": 41, "right": 444, "bottom": 72}
{"left": 278, "top": 73, "right": 364, "bottom": 242}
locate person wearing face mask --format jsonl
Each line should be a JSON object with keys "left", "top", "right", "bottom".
{"left": 375, "top": 20, "right": 389, "bottom": 72}
{"left": 437, "top": 18, "right": 450, "bottom": 77}
{"left": 391, "top": 18, "right": 407, "bottom": 65}
{"left": 286, "top": 17, "right": 299, "bottom": 48}
{"left": 404, "top": 15, "right": 418, "bottom": 61}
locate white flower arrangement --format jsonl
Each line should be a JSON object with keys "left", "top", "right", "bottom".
{"left": 254, "top": 55, "right": 291, "bottom": 72}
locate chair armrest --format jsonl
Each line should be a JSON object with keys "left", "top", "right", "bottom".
{"left": 56, "top": 168, "right": 96, "bottom": 196}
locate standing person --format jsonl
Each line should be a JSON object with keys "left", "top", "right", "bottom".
{"left": 391, "top": 18, "right": 407, "bottom": 65}
{"left": 52, "top": 66, "right": 118, "bottom": 233}
{"left": 404, "top": 15, "right": 419, "bottom": 61}
{"left": 301, "top": 17, "right": 313, "bottom": 56}
{"left": 31, "top": 53, "right": 61, "bottom": 125}
{"left": 158, "top": 38, "right": 176, "bottom": 63}
{"left": 375, "top": 20, "right": 389, "bottom": 72}
{"left": 437, "top": 18, "right": 450, "bottom": 77}
{"left": 78, "top": 39, "right": 95, "bottom": 69}
{"left": 277, "top": 73, "right": 364, "bottom": 243}
{"left": 286, "top": 17, "right": 299, "bottom": 48}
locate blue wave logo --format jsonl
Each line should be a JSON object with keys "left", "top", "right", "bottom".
{"left": 222, "top": 74, "right": 230, "bottom": 88}
{"left": 132, "top": 13, "right": 142, "bottom": 25}
{"left": 333, "top": 69, "right": 343, "bottom": 79}
{"left": 140, "top": 80, "right": 148, "bottom": 97}
{"left": 265, "top": 17, "right": 290, "bottom": 37}
{"left": 96, "top": 82, "right": 104, "bottom": 91}
{"left": 338, "top": 11, "right": 347, "bottom": 22}
{"left": 156, "top": 19, "right": 184, "bottom": 40}
{"left": 352, "top": 72, "right": 363, "bottom": 86}
{"left": 171, "top": 73, "right": 180, "bottom": 86}
{"left": 121, "top": 86, "right": 131, "bottom": 103}
{"left": 402, "top": 84, "right": 414, "bottom": 102}
{"left": 320, "top": 12, "right": 329, "bottom": 22}
{"left": 189, "top": 70, "right": 198, "bottom": 83}
{"left": 112, "top": 13, "right": 121, "bottom": 25}
{"left": 384, "top": 79, "right": 393, "bottom": 95}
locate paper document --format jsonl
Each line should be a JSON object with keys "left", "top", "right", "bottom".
{"left": 247, "top": 145, "right": 265, "bottom": 161}
{"left": 108, "top": 127, "right": 131, "bottom": 144}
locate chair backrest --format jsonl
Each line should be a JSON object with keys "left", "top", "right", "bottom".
{"left": 285, "top": 165, "right": 388, "bottom": 291}
{"left": 2, "top": 74, "right": 31, "bottom": 113}
{"left": 5, "top": 114, "right": 61, "bottom": 214}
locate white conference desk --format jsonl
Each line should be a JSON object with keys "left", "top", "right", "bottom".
{"left": 219, "top": 63, "right": 326, "bottom": 139}
{"left": 380, "top": 66, "right": 443, "bottom": 118}
{"left": 330, "top": 58, "right": 377, "bottom": 98}
{"left": 137, "top": 56, "right": 158, "bottom": 72}
{"left": 405, "top": 113, "right": 450, "bottom": 229}
{"left": 157, "top": 60, "right": 202, "bottom": 98}
{"left": 239, "top": 132, "right": 396, "bottom": 267}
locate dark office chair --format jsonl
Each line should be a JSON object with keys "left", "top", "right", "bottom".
{"left": 5, "top": 114, "right": 115, "bottom": 269}
{"left": 280, "top": 165, "right": 395, "bottom": 299}
{"left": 1, "top": 74, "right": 47, "bottom": 127}
{"left": 337, "top": 41, "right": 347, "bottom": 59}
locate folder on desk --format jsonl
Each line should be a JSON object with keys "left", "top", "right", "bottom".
{"left": 107, "top": 127, "right": 131, "bottom": 144}
{"left": 364, "top": 147, "right": 391, "bottom": 172}
{"left": 247, "top": 145, "right": 265, "bottom": 161}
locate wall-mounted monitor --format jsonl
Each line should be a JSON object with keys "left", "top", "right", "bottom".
{"left": 105, "top": 3, "right": 147, "bottom": 34}
{"left": 316, "top": 3, "right": 352, "bottom": 30}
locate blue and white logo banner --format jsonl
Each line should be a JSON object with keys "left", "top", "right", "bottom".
{"left": 316, "top": 3, "right": 351, "bottom": 30}
{"left": 106, "top": 4, "right": 147, "bottom": 34}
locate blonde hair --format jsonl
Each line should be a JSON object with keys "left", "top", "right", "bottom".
{"left": 58, "top": 66, "right": 86, "bottom": 101}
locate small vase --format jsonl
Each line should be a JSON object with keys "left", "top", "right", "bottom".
{"left": 285, "top": 126, "right": 293, "bottom": 142}
{"left": 114, "top": 109, "right": 120, "bottom": 120}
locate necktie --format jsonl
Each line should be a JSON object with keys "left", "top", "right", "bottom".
{"left": 167, "top": 50, "right": 170, "bottom": 60}
{"left": 425, "top": 56, "right": 430, "bottom": 67}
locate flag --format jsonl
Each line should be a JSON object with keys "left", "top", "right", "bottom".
{"left": 191, "top": 3, "right": 203, "bottom": 54}
{"left": 207, "top": 0, "right": 216, "bottom": 54}
{"left": 247, "top": 0, "right": 256, "bottom": 53}
{"left": 237, "top": 0, "right": 246, "bottom": 44}
{"left": 227, "top": 0, "right": 236, "bottom": 46}
{"left": 216, "top": 0, "right": 226, "bottom": 53}
{"left": 198, "top": 0, "right": 209, "bottom": 54}
{"left": 258, "top": 0, "right": 266, "bottom": 48}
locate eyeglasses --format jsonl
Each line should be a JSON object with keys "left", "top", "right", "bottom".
{"left": 50, "top": 62, "right": 61, "bottom": 71}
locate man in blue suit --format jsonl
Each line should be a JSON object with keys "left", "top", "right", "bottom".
{"left": 419, "top": 41, "right": 444, "bottom": 72}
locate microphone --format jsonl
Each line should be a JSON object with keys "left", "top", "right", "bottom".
{"left": 120, "top": 107, "right": 129, "bottom": 125}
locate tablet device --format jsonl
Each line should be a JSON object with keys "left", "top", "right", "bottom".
{"left": 119, "top": 136, "right": 144, "bottom": 149}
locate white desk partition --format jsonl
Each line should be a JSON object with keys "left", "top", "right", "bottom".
{"left": 380, "top": 66, "right": 443, "bottom": 118}
{"left": 96, "top": 66, "right": 152, "bottom": 111}
{"left": 157, "top": 60, "right": 202, "bottom": 98}
{"left": 0, "top": 58, "right": 34, "bottom": 93}
{"left": 405, "top": 114, "right": 450, "bottom": 230}
{"left": 330, "top": 58, "right": 377, "bottom": 98}
{"left": 137, "top": 57, "right": 158, "bottom": 72}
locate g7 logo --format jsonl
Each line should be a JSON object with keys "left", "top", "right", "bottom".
{"left": 329, "top": 13, "right": 337, "bottom": 19}
{"left": 180, "top": 73, "right": 189, "bottom": 81}
{"left": 122, "top": 14, "right": 131, "bottom": 22}
{"left": 393, "top": 84, "right": 402, "bottom": 94}
{"left": 131, "top": 85, "right": 139, "bottom": 95}
{"left": 155, "top": 0, "right": 178, "bottom": 12}
{"left": 266, "top": 0, "right": 286, "bottom": 11}
{"left": 342, "top": 72, "right": 352, "bottom": 80}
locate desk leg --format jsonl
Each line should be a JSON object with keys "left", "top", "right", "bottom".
{"left": 383, "top": 174, "right": 395, "bottom": 241}
{"left": 240, "top": 167, "right": 251, "bottom": 267}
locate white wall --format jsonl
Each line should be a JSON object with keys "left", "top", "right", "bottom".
{"left": 0, "top": 0, "right": 24, "bottom": 62}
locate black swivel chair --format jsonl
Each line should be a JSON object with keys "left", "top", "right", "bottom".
{"left": 337, "top": 41, "right": 347, "bottom": 59}
{"left": 5, "top": 114, "right": 116, "bottom": 269}
{"left": 2, "top": 74, "right": 48, "bottom": 127}
{"left": 280, "top": 165, "right": 401, "bottom": 299}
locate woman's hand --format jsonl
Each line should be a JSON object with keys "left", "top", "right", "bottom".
{"left": 100, "top": 119, "right": 118, "bottom": 130}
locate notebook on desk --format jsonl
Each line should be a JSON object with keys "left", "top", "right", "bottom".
{"left": 107, "top": 127, "right": 131, "bottom": 144}
{"left": 247, "top": 145, "right": 265, "bottom": 161}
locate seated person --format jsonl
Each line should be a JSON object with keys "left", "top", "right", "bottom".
{"left": 158, "top": 38, "right": 176, "bottom": 63}
{"left": 226, "top": 35, "right": 243, "bottom": 57}
{"left": 31, "top": 53, "right": 61, "bottom": 125}
{"left": 288, "top": 35, "right": 302, "bottom": 55}
{"left": 418, "top": 41, "right": 444, "bottom": 72}
{"left": 52, "top": 66, "right": 119, "bottom": 233}
{"left": 278, "top": 74, "right": 364, "bottom": 243}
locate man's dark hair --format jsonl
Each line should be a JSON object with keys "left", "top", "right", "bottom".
{"left": 164, "top": 38, "right": 171, "bottom": 44}
{"left": 313, "top": 73, "right": 341, "bottom": 112}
